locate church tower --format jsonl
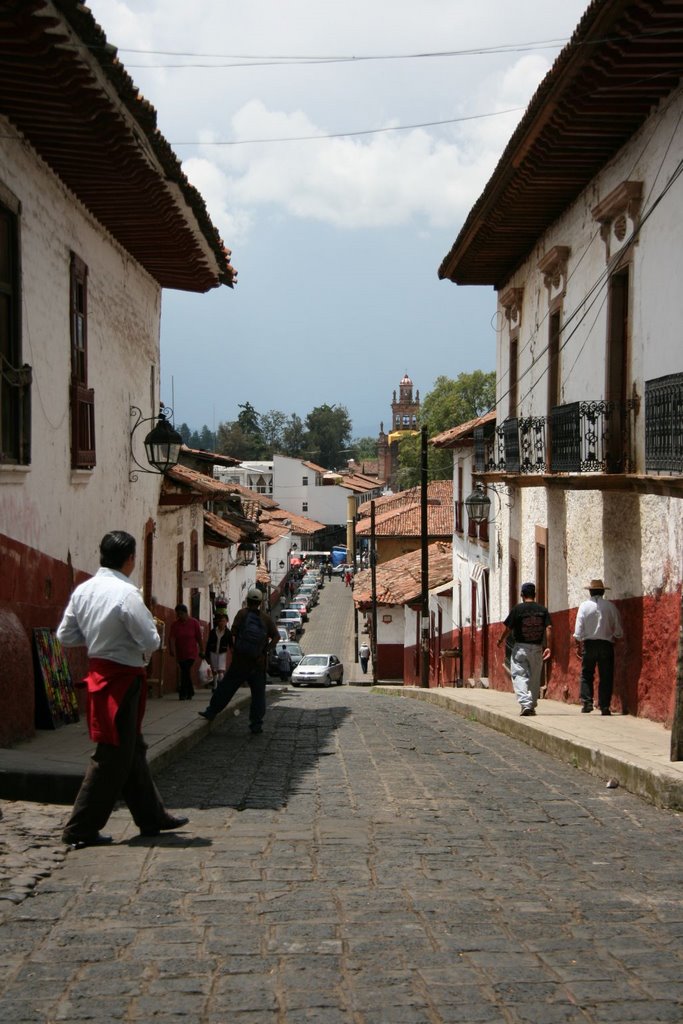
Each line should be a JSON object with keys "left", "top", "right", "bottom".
{"left": 377, "top": 372, "right": 420, "bottom": 490}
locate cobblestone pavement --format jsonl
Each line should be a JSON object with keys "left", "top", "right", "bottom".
{"left": 2, "top": 583, "right": 683, "bottom": 1022}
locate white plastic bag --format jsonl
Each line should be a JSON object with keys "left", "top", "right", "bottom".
{"left": 198, "top": 660, "right": 213, "bottom": 686}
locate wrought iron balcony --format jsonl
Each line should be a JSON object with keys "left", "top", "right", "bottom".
{"left": 645, "top": 372, "right": 683, "bottom": 473}
{"left": 549, "top": 400, "right": 633, "bottom": 473}
{"left": 486, "top": 400, "right": 636, "bottom": 478}
{"left": 495, "top": 417, "right": 547, "bottom": 474}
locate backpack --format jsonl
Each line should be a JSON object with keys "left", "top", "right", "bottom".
{"left": 235, "top": 610, "right": 268, "bottom": 657}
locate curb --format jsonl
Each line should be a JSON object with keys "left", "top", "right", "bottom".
{"left": 0, "top": 689, "right": 285, "bottom": 805}
{"left": 372, "top": 685, "right": 683, "bottom": 812}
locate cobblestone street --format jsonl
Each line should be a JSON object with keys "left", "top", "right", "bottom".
{"left": 1, "top": 582, "right": 682, "bottom": 1022}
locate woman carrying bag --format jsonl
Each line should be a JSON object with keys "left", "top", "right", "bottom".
{"left": 202, "top": 612, "right": 232, "bottom": 690}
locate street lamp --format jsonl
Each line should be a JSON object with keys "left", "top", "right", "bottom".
{"left": 237, "top": 542, "right": 258, "bottom": 565}
{"left": 464, "top": 482, "right": 491, "bottom": 525}
{"left": 130, "top": 405, "right": 183, "bottom": 480}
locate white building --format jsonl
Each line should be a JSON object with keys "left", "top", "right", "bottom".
{"left": 215, "top": 461, "right": 273, "bottom": 496}
{"left": 272, "top": 455, "right": 382, "bottom": 536}
{"left": 0, "top": 3, "right": 235, "bottom": 743}
{"left": 438, "top": 0, "right": 683, "bottom": 724}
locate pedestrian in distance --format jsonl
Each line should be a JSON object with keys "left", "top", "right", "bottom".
{"left": 203, "top": 611, "right": 232, "bottom": 690}
{"left": 168, "top": 603, "right": 203, "bottom": 700}
{"left": 498, "top": 582, "right": 552, "bottom": 716}
{"left": 276, "top": 642, "right": 293, "bottom": 681}
{"left": 359, "top": 641, "right": 370, "bottom": 674}
{"left": 327, "top": 562, "right": 332, "bottom": 581}
{"left": 199, "top": 588, "right": 280, "bottom": 734}
{"left": 56, "top": 530, "right": 188, "bottom": 849}
{"left": 573, "top": 578, "right": 623, "bottom": 715}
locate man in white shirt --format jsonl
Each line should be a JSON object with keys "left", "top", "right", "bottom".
{"left": 573, "top": 578, "right": 623, "bottom": 716}
{"left": 57, "top": 531, "right": 188, "bottom": 848}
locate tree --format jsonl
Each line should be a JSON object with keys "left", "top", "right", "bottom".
{"left": 305, "top": 404, "right": 352, "bottom": 469}
{"left": 281, "top": 413, "right": 308, "bottom": 458}
{"left": 260, "top": 409, "right": 287, "bottom": 455}
{"left": 237, "top": 402, "right": 261, "bottom": 438}
{"left": 397, "top": 371, "right": 496, "bottom": 486}
{"left": 198, "top": 425, "right": 215, "bottom": 451}
{"left": 216, "top": 420, "right": 262, "bottom": 460}
{"left": 352, "top": 436, "right": 379, "bottom": 460}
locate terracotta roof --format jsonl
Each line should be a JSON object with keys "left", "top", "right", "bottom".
{"left": 339, "top": 475, "right": 381, "bottom": 494}
{"left": 256, "top": 565, "right": 271, "bottom": 585}
{"left": 258, "top": 520, "right": 291, "bottom": 544}
{"left": 355, "top": 501, "right": 453, "bottom": 539}
{"left": 1, "top": 0, "right": 235, "bottom": 291}
{"left": 438, "top": 0, "right": 683, "bottom": 288}
{"left": 353, "top": 542, "right": 453, "bottom": 608}
{"left": 302, "top": 460, "right": 328, "bottom": 475}
{"left": 181, "top": 446, "right": 241, "bottom": 467}
{"left": 203, "top": 510, "right": 245, "bottom": 545}
{"left": 431, "top": 411, "right": 497, "bottom": 449}
{"left": 165, "top": 464, "right": 239, "bottom": 499}
{"left": 268, "top": 509, "right": 326, "bottom": 535}
{"left": 357, "top": 480, "right": 453, "bottom": 520}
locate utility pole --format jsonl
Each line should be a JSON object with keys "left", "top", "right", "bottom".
{"left": 370, "top": 500, "right": 378, "bottom": 685}
{"left": 671, "top": 585, "right": 683, "bottom": 759}
{"left": 420, "top": 426, "right": 430, "bottom": 688}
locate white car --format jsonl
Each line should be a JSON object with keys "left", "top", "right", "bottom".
{"left": 291, "top": 654, "right": 344, "bottom": 687}
{"left": 276, "top": 609, "right": 303, "bottom": 637}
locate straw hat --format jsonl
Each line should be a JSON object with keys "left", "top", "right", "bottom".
{"left": 586, "top": 578, "right": 609, "bottom": 590}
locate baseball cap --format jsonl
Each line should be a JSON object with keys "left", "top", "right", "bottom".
{"left": 520, "top": 582, "right": 536, "bottom": 598}
{"left": 246, "top": 587, "right": 263, "bottom": 603}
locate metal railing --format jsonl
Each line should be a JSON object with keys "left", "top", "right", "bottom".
{"left": 489, "top": 399, "right": 636, "bottom": 476}
{"left": 645, "top": 373, "right": 683, "bottom": 473}
{"left": 0, "top": 360, "right": 32, "bottom": 464}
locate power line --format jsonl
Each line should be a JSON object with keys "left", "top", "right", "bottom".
{"left": 169, "top": 107, "right": 524, "bottom": 147}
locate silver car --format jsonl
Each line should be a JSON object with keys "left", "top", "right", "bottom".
{"left": 291, "top": 654, "right": 344, "bottom": 687}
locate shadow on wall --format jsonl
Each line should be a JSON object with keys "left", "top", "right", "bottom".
{"left": 603, "top": 492, "right": 642, "bottom": 716}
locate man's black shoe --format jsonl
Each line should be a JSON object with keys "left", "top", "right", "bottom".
{"left": 198, "top": 710, "right": 214, "bottom": 721}
{"left": 65, "top": 833, "right": 113, "bottom": 850}
{"left": 250, "top": 725, "right": 263, "bottom": 734}
{"left": 140, "top": 815, "right": 189, "bottom": 838}
{"left": 601, "top": 708, "right": 612, "bottom": 716}
{"left": 581, "top": 703, "right": 593, "bottom": 713}
{"left": 520, "top": 708, "right": 535, "bottom": 717}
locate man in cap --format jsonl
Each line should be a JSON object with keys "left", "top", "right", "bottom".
{"left": 199, "top": 587, "right": 280, "bottom": 733}
{"left": 573, "top": 578, "right": 623, "bottom": 715}
{"left": 498, "top": 582, "right": 552, "bottom": 716}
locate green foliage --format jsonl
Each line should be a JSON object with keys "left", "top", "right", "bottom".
{"left": 398, "top": 370, "right": 495, "bottom": 486}
{"left": 280, "top": 413, "right": 308, "bottom": 457}
{"left": 352, "top": 436, "right": 379, "bottom": 460}
{"left": 305, "top": 404, "right": 352, "bottom": 469}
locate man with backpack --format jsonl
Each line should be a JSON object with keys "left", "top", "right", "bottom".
{"left": 198, "top": 588, "right": 280, "bottom": 733}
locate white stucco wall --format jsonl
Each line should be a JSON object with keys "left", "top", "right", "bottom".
{"left": 0, "top": 120, "right": 162, "bottom": 581}
{"left": 272, "top": 455, "right": 348, "bottom": 526}
{"left": 490, "top": 84, "right": 683, "bottom": 620}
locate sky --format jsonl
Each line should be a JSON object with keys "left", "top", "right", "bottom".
{"left": 90, "top": 0, "right": 590, "bottom": 441}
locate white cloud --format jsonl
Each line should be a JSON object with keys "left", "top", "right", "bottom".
{"left": 182, "top": 50, "right": 553, "bottom": 237}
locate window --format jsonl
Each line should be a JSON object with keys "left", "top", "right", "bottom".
{"left": 69, "top": 253, "right": 95, "bottom": 468}
{"left": 302, "top": 501, "right": 308, "bottom": 512}
{"left": 0, "top": 199, "right": 31, "bottom": 464}
{"left": 455, "top": 464, "right": 463, "bottom": 534}
{"left": 402, "top": 415, "right": 410, "bottom": 426}
{"left": 509, "top": 336, "right": 518, "bottom": 418}
{"left": 302, "top": 475, "right": 308, "bottom": 486}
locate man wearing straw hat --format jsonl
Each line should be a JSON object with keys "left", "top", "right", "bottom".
{"left": 573, "top": 578, "right": 623, "bottom": 715}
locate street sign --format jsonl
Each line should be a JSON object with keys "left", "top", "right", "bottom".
{"left": 182, "top": 570, "right": 207, "bottom": 588}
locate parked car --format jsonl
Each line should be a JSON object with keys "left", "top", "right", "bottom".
{"left": 291, "top": 653, "right": 344, "bottom": 687}
{"left": 277, "top": 626, "right": 289, "bottom": 642}
{"left": 268, "top": 641, "right": 304, "bottom": 679}
{"left": 296, "top": 584, "right": 319, "bottom": 606}
{"left": 292, "top": 590, "right": 313, "bottom": 612}
{"left": 276, "top": 609, "right": 303, "bottom": 637}
{"left": 289, "top": 597, "right": 309, "bottom": 622}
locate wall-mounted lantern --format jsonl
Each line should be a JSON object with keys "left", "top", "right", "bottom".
{"left": 130, "top": 405, "right": 183, "bottom": 480}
